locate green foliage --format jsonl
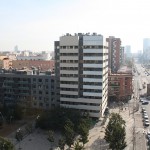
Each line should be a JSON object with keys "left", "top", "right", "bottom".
{"left": 64, "top": 119, "right": 75, "bottom": 147}
{"left": 47, "top": 130, "right": 54, "bottom": 150}
{"left": 58, "top": 137, "right": 66, "bottom": 150}
{"left": 0, "top": 136, "right": 14, "bottom": 150}
{"left": 1, "top": 103, "right": 23, "bottom": 121}
{"left": 47, "top": 130, "right": 54, "bottom": 143}
{"left": 74, "top": 141, "right": 84, "bottom": 150}
{"left": 105, "top": 113, "right": 127, "bottom": 150}
{"left": 36, "top": 108, "right": 91, "bottom": 148}
{"left": 78, "top": 119, "right": 89, "bottom": 144}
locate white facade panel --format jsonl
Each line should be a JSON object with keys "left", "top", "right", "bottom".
{"left": 60, "top": 56, "right": 78, "bottom": 60}
{"left": 83, "top": 64, "right": 103, "bottom": 68}
{"left": 60, "top": 91, "right": 78, "bottom": 95}
{"left": 83, "top": 78, "right": 102, "bottom": 82}
{"left": 60, "top": 84, "right": 78, "bottom": 88}
{"left": 83, "top": 85, "right": 102, "bottom": 89}
{"left": 83, "top": 92, "right": 102, "bottom": 97}
{"left": 60, "top": 97, "right": 102, "bottom": 104}
{"left": 83, "top": 49, "right": 103, "bottom": 53}
{"left": 60, "top": 49, "right": 78, "bottom": 53}
{"left": 60, "top": 63, "right": 78, "bottom": 67}
{"left": 60, "top": 77, "right": 78, "bottom": 81}
{"left": 104, "top": 55, "right": 108, "bottom": 60}
{"left": 60, "top": 70, "right": 78, "bottom": 74}
{"left": 83, "top": 71, "right": 102, "bottom": 75}
{"left": 60, "top": 104, "right": 100, "bottom": 110}
{"left": 83, "top": 56, "right": 103, "bottom": 60}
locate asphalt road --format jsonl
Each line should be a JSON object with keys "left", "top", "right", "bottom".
{"left": 135, "top": 62, "right": 150, "bottom": 148}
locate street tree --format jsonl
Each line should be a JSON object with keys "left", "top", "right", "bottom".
{"left": 58, "top": 137, "right": 65, "bottom": 150}
{"left": 78, "top": 119, "right": 89, "bottom": 145}
{"left": 15, "top": 128, "right": 23, "bottom": 149}
{"left": 64, "top": 119, "right": 75, "bottom": 148}
{"left": 74, "top": 141, "right": 84, "bottom": 150}
{"left": 0, "top": 136, "right": 14, "bottom": 150}
{"left": 47, "top": 130, "right": 54, "bottom": 150}
{"left": 104, "top": 113, "right": 126, "bottom": 150}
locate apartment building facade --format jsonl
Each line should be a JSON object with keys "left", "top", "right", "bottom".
{"left": 55, "top": 33, "right": 108, "bottom": 118}
{"left": 0, "top": 69, "right": 55, "bottom": 109}
{"left": 106, "top": 36, "right": 122, "bottom": 73}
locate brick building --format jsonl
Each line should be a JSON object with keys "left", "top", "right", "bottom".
{"left": 106, "top": 36, "right": 122, "bottom": 73}
{"left": 108, "top": 67, "right": 133, "bottom": 101}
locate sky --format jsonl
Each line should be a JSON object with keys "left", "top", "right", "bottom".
{"left": 0, "top": 0, "right": 150, "bottom": 52}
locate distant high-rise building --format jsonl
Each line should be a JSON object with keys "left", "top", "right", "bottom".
{"left": 55, "top": 33, "right": 108, "bottom": 118}
{"left": 120, "top": 46, "right": 125, "bottom": 65}
{"left": 14, "top": 45, "right": 19, "bottom": 52}
{"left": 143, "top": 38, "right": 150, "bottom": 62}
{"left": 124, "top": 45, "right": 131, "bottom": 60}
{"left": 106, "top": 36, "right": 122, "bottom": 73}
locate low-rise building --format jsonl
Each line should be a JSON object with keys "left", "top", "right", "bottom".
{"left": 0, "top": 69, "right": 55, "bottom": 109}
{"left": 108, "top": 67, "right": 133, "bottom": 101}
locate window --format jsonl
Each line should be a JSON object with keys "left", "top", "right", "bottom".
{"left": 45, "top": 79, "right": 48, "bottom": 82}
{"left": 39, "top": 91, "right": 42, "bottom": 94}
{"left": 38, "top": 79, "right": 42, "bottom": 82}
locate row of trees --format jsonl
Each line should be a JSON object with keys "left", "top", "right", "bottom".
{"left": 36, "top": 108, "right": 91, "bottom": 149}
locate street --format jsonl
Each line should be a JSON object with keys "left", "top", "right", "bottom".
{"left": 134, "top": 62, "right": 150, "bottom": 149}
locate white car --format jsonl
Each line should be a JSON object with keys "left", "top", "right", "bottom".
{"left": 147, "top": 130, "right": 150, "bottom": 139}
{"left": 145, "top": 122, "right": 150, "bottom": 126}
{"left": 145, "top": 119, "right": 149, "bottom": 122}
{"left": 144, "top": 115, "right": 149, "bottom": 119}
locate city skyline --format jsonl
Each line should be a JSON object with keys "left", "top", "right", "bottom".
{"left": 1, "top": 0, "right": 150, "bottom": 52}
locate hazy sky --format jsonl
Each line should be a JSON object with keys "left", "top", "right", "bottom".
{"left": 0, "top": 0, "right": 150, "bottom": 52}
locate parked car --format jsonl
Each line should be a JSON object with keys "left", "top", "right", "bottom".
{"left": 143, "top": 113, "right": 148, "bottom": 117}
{"left": 144, "top": 115, "right": 149, "bottom": 119}
{"left": 147, "top": 130, "right": 150, "bottom": 140}
{"left": 142, "top": 101, "right": 149, "bottom": 105}
{"left": 140, "top": 99, "right": 144, "bottom": 102}
{"left": 143, "top": 110, "right": 147, "bottom": 113}
{"left": 144, "top": 122, "right": 150, "bottom": 126}
{"left": 144, "top": 119, "right": 149, "bottom": 122}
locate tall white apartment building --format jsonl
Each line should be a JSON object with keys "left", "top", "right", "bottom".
{"left": 55, "top": 33, "right": 108, "bottom": 118}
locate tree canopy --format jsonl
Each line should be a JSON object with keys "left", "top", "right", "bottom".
{"left": 104, "top": 113, "right": 126, "bottom": 150}
{"left": 0, "top": 136, "right": 14, "bottom": 150}
{"left": 36, "top": 108, "right": 92, "bottom": 148}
